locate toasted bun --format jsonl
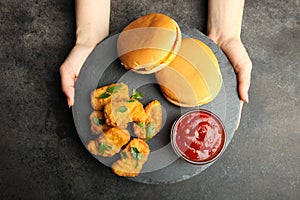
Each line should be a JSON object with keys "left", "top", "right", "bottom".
{"left": 117, "top": 13, "right": 182, "bottom": 74}
{"left": 155, "top": 38, "right": 223, "bottom": 107}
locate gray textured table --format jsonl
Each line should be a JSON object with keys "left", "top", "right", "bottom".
{"left": 1, "top": 0, "right": 299, "bottom": 199}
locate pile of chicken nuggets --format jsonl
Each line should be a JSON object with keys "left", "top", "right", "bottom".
{"left": 86, "top": 83, "right": 162, "bottom": 177}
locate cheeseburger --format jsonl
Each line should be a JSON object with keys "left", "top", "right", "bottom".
{"left": 117, "top": 13, "right": 182, "bottom": 74}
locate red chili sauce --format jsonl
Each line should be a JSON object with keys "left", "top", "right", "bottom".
{"left": 173, "top": 110, "right": 225, "bottom": 162}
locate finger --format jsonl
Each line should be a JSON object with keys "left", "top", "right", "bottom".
{"left": 236, "top": 65, "right": 251, "bottom": 103}
{"left": 60, "top": 67, "right": 76, "bottom": 107}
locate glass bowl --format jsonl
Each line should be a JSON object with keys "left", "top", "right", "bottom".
{"left": 171, "top": 109, "right": 226, "bottom": 165}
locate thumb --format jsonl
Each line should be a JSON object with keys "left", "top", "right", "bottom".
{"left": 60, "top": 68, "right": 76, "bottom": 107}
{"left": 235, "top": 64, "right": 251, "bottom": 103}
{"left": 221, "top": 39, "right": 252, "bottom": 103}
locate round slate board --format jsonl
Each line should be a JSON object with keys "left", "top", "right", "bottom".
{"left": 73, "top": 27, "right": 240, "bottom": 184}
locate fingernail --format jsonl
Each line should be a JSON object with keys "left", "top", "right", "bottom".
{"left": 67, "top": 98, "right": 73, "bottom": 108}
{"left": 245, "top": 95, "right": 249, "bottom": 103}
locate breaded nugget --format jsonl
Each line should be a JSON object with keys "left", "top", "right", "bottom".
{"left": 145, "top": 100, "right": 163, "bottom": 130}
{"left": 90, "top": 83, "right": 129, "bottom": 110}
{"left": 89, "top": 111, "right": 111, "bottom": 135}
{"left": 127, "top": 99, "right": 149, "bottom": 123}
{"left": 112, "top": 138, "right": 150, "bottom": 177}
{"left": 133, "top": 100, "right": 162, "bottom": 140}
{"left": 86, "top": 127, "right": 130, "bottom": 157}
{"left": 104, "top": 99, "right": 150, "bottom": 128}
{"left": 104, "top": 101, "right": 131, "bottom": 128}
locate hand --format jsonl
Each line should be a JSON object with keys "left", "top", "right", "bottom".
{"left": 209, "top": 36, "right": 252, "bottom": 103}
{"left": 209, "top": 36, "right": 252, "bottom": 130}
{"left": 59, "top": 44, "right": 95, "bottom": 107}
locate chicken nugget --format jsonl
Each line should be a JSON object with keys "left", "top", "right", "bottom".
{"left": 89, "top": 111, "right": 111, "bottom": 135}
{"left": 104, "top": 101, "right": 131, "bottom": 128}
{"left": 133, "top": 100, "right": 162, "bottom": 140}
{"left": 86, "top": 127, "right": 130, "bottom": 157}
{"left": 104, "top": 98, "right": 150, "bottom": 128}
{"left": 91, "top": 83, "right": 129, "bottom": 110}
{"left": 112, "top": 138, "right": 150, "bottom": 177}
{"left": 127, "top": 99, "right": 149, "bottom": 123}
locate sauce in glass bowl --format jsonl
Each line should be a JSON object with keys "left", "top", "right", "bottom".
{"left": 171, "top": 109, "right": 226, "bottom": 164}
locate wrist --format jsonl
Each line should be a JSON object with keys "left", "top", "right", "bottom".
{"left": 75, "top": 26, "right": 109, "bottom": 48}
{"left": 207, "top": 30, "right": 241, "bottom": 48}
{"left": 207, "top": 0, "right": 244, "bottom": 47}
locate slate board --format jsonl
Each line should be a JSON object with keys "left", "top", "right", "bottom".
{"left": 72, "top": 27, "right": 240, "bottom": 184}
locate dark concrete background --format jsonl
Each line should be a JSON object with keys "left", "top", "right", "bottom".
{"left": 0, "top": 0, "right": 299, "bottom": 199}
